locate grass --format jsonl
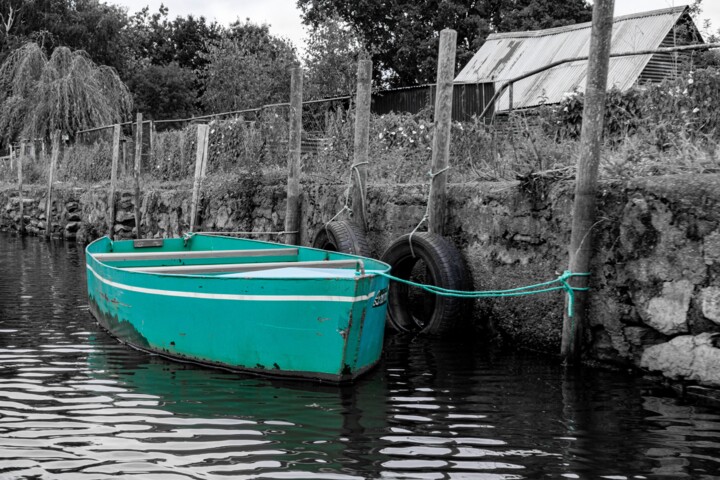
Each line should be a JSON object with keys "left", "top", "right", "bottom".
{"left": 3, "top": 69, "right": 720, "bottom": 188}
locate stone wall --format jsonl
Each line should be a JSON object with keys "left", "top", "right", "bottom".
{"left": 2, "top": 174, "right": 719, "bottom": 387}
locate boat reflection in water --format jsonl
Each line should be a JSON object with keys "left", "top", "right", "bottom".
{"left": 82, "top": 337, "right": 390, "bottom": 477}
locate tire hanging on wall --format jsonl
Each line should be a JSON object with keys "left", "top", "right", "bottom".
{"left": 311, "top": 220, "right": 372, "bottom": 257}
{"left": 380, "top": 232, "right": 471, "bottom": 335}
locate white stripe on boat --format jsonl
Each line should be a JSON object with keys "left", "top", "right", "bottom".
{"left": 86, "top": 264, "right": 375, "bottom": 303}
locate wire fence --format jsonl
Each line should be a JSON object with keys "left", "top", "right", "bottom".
{"left": 3, "top": 60, "right": 720, "bottom": 189}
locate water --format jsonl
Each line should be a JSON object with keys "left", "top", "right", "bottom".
{"left": 1, "top": 234, "right": 719, "bottom": 480}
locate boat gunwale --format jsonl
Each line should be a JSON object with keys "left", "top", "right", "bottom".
{"left": 85, "top": 235, "right": 391, "bottom": 283}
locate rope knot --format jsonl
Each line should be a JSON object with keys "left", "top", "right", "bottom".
{"left": 557, "top": 271, "right": 591, "bottom": 318}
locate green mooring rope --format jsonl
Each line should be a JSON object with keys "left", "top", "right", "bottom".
{"left": 378, "top": 270, "right": 590, "bottom": 317}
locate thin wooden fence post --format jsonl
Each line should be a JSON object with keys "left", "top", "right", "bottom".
{"left": 121, "top": 139, "right": 127, "bottom": 179}
{"left": 200, "top": 125, "right": 210, "bottom": 178}
{"left": 189, "top": 124, "right": 210, "bottom": 232}
{"left": 107, "top": 124, "right": 121, "bottom": 239}
{"left": 17, "top": 141, "right": 25, "bottom": 235}
{"left": 284, "top": 66, "right": 303, "bottom": 245}
{"left": 561, "top": 0, "right": 615, "bottom": 362}
{"left": 45, "top": 130, "right": 60, "bottom": 238}
{"left": 508, "top": 82, "right": 514, "bottom": 113}
{"left": 133, "top": 113, "right": 143, "bottom": 239}
{"left": 149, "top": 120, "right": 155, "bottom": 166}
{"left": 351, "top": 59, "right": 372, "bottom": 230}
{"left": 428, "top": 29, "right": 457, "bottom": 236}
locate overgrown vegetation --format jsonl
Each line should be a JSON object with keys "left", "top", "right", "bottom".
{"left": 2, "top": 67, "right": 718, "bottom": 187}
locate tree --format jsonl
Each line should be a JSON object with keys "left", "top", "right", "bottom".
{"left": 120, "top": 6, "right": 220, "bottom": 71}
{"left": 0, "top": 0, "right": 129, "bottom": 72}
{"left": 497, "top": 0, "right": 595, "bottom": 32}
{"left": 0, "top": 42, "right": 132, "bottom": 142}
{"left": 127, "top": 62, "right": 197, "bottom": 120}
{"left": 297, "top": 0, "right": 593, "bottom": 87}
{"left": 303, "top": 16, "right": 363, "bottom": 99}
{"left": 119, "top": 6, "right": 222, "bottom": 118}
{"left": 200, "top": 21, "right": 298, "bottom": 112}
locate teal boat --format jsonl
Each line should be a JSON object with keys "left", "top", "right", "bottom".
{"left": 85, "top": 234, "right": 391, "bottom": 382}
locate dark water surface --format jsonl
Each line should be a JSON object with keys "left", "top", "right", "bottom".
{"left": 1, "top": 234, "right": 719, "bottom": 479}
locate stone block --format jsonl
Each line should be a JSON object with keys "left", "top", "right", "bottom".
{"left": 215, "top": 205, "right": 231, "bottom": 229}
{"left": 705, "top": 230, "right": 720, "bottom": 265}
{"left": 644, "top": 279, "right": 694, "bottom": 335}
{"left": 115, "top": 210, "right": 135, "bottom": 224}
{"left": 701, "top": 287, "right": 720, "bottom": 325}
{"left": 641, "top": 333, "right": 720, "bottom": 387}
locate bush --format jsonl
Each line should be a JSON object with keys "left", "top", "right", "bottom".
{"left": 151, "top": 125, "right": 197, "bottom": 182}
{"left": 206, "top": 109, "right": 288, "bottom": 176}
{"left": 57, "top": 141, "right": 113, "bottom": 184}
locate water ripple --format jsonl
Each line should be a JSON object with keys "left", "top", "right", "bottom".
{"left": 1, "top": 233, "right": 720, "bottom": 478}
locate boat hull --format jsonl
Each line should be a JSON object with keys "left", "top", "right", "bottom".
{"left": 85, "top": 236, "right": 390, "bottom": 382}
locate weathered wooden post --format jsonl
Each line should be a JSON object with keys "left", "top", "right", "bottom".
{"left": 149, "top": 120, "right": 155, "bottom": 166}
{"left": 189, "top": 124, "right": 210, "bottom": 232}
{"left": 121, "top": 138, "right": 128, "bottom": 179}
{"left": 107, "top": 124, "right": 121, "bottom": 239}
{"left": 284, "top": 66, "right": 303, "bottom": 245}
{"left": 561, "top": 0, "right": 616, "bottom": 362}
{"left": 133, "top": 113, "right": 143, "bottom": 239}
{"left": 45, "top": 130, "right": 60, "bottom": 238}
{"left": 508, "top": 82, "right": 514, "bottom": 113}
{"left": 351, "top": 58, "right": 372, "bottom": 230}
{"left": 428, "top": 29, "right": 457, "bottom": 236}
{"left": 16, "top": 143, "right": 25, "bottom": 235}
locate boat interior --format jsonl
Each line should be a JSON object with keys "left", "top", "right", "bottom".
{"left": 87, "top": 235, "right": 390, "bottom": 278}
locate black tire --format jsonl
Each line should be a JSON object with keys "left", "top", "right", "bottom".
{"left": 381, "top": 232, "right": 471, "bottom": 335}
{"left": 312, "top": 220, "right": 372, "bottom": 257}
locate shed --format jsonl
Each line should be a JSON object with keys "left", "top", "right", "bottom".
{"left": 371, "top": 83, "right": 495, "bottom": 122}
{"left": 455, "top": 6, "right": 703, "bottom": 113}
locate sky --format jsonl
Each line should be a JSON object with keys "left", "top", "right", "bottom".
{"left": 110, "top": 0, "right": 720, "bottom": 55}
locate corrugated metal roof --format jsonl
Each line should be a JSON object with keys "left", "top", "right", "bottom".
{"left": 455, "top": 6, "right": 691, "bottom": 111}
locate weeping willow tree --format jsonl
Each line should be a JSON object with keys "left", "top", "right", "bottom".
{"left": 0, "top": 43, "right": 132, "bottom": 144}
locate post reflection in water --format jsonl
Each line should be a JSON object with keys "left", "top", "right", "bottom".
{"left": 1, "top": 232, "right": 719, "bottom": 479}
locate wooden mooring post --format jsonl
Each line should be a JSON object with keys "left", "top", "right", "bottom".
{"left": 133, "top": 113, "right": 143, "bottom": 239}
{"left": 428, "top": 29, "right": 457, "bottom": 236}
{"left": 107, "top": 124, "right": 121, "bottom": 239}
{"left": 45, "top": 131, "right": 60, "bottom": 238}
{"left": 351, "top": 59, "right": 372, "bottom": 230}
{"left": 284, "top": 66, "right": 303, "bottom": 245}
{"left": 561, "top": 0, "right": 615, "bottom": 362}
{"left": 16, "top": 142, "right": 25, "bottom": 235}
{"left": 189, "top": 124, "right": 210, "bottom": 232}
